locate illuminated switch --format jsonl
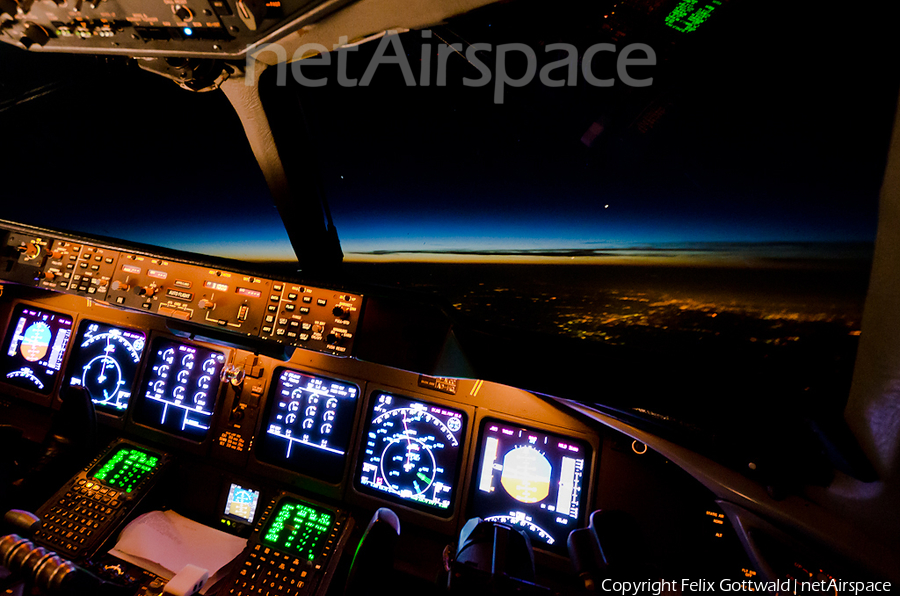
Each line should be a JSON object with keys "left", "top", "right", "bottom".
{"left": 317, "top": 298, "right": 326, "bottom": 306}
{"left": 287, "top": 293, "right": 297, "bottom": 300}
{"left": 300, "top": 307, "right": 309, "bottom": 314}
{"left": 302, "top": 296, "right": 312, "bottom": 303}
{"left": 285, "top": 304, "right": 295, "bottom": 311}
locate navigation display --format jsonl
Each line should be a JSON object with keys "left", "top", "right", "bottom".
{"left": 261, "top": 498, "right": 334, "bottom": 560}
{"left": 356, "top": 392, "right": 466, "bottom": 516}
{"left": 133, "top": 338, "right": 225, "bottom": 440}
{"left": 1, "top": 304, "right": 73, "bottom": 395}
{"left": 255, "top": 368, "right": 359, "bottom": 483}
{"left": 66, "top": 321, "right": 146, "bottom": 413}
{"left": 469, "top": 421, "right": 590, "bottom": 554}
{"left": 90, "top": 445, "right": 160, "bottom": 492}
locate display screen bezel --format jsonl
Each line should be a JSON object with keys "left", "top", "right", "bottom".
{"left": 222, "top": 482, "right": 261, "bottom": 525}
{"left": 89, "top": 444, "right": 162, "bottom": 493}
{"left": 254, "top": 367, "right": 360, "bottom": 484}
{"left": 259, "top": 496, "right": 335, "bottom": 561}
{"left": 467, "top": 417, "right": 593, "bottom": 555}
{"left": 131, "top": 336, "right": 226, "bottom": 442}
{"left": 353, "top": 391, "right": 468, "bottom": 518}
{"left": 65, "top": 319, "right": 147, "bottom": 415}
{"left": 0, "top": 303, "right": 74, "bottom": 396}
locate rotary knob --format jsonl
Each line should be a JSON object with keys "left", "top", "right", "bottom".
{"left": 0, "top": 0, "right": 17, "bottom": 20}
{"left": 133, "top": 285, "right": 156, "bottom": 297}
{"left": 174, "top": 6, "right": 192, "bottom": 21}
{"left": 110, "top": 280, "right": 130, "bottom": 292}
{"left": 38, "top": 271, "right": 55, "bottom": 281}
{"left": 198, "top": 298, "right": 215, "bottom": 310}
{"left": 332, "top": 305, "right": 348, "bottom": 318}
{"left": 16, "top": 241, "right": 41, "bottom": 260}
{"left": 21, "top": 23, "right": 50, "bottom": 47}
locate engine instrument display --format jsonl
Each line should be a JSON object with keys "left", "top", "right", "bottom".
{"left": 133, "top": 338, "right": 225, "bottom": 441}
{"left": 223, "top": 483, "right": 261, "bottom": 525}
{"left": 356, "top": 392, "right": 466, "bottom": 516}
{"left": 256, "top": 368, "right": 359, "bottom": 483}
{"left": 66, "top": 321, "right": 146, "bottom": 413}
{"left": 261, "top": 497, "right": 334, "bottom": 560}
{"left": 90, "top": 445, "right": 161, "bottom": 493}
{"left": 1, "top": 304, "right": 73, "bottom": 395}
{"left": 469, "top": 420, "right": 590, "bottom": 554}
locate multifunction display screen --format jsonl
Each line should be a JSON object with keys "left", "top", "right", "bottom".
{"left": 223, "top": 483, "right": 260, "bottom": 525}
{"left": 66, "top": 321, "right": 146, "bottom": 413}
{"left": 469, "top": 421, "right": 590, "bottom": 554}
{"left": 90, "top": 446, "right": 160, "bottom": 492}
{"left": 1, "top": 305, "right": 72, "bottom": 395}
{"left": 133, "top": 338, "right": 225, "bottom": 440}
{"left": 256, "top": 369, "right": 359, "bottom": 483}
{"left": 356, "top": 392, "right": 466, "bottom": 516}
{"left": 261, "top": 498, "right": 334, "bottom": 561}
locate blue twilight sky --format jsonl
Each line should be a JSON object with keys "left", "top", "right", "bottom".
{"left": 0, "top": 0, "right": 896, "bottom": 265}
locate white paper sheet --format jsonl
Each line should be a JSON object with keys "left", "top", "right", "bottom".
{"left": 108, "top": 510, "right": 247, "bottom": 594}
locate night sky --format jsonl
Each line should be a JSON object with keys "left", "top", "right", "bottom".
{"left": 1, "top": 0, "right": 898, "bottom": 265}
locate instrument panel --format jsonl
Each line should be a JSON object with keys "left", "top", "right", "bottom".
{"left": 1, "top": 225, "right": 362, "bottom": 357}
{"left": 0, "top": 0, "right": 355, "bottom": 59}
{"left": 0, "top": 222, "right": 775, "bottom": 590}
{"left": 0, "top": 286, "right": 600, "bottom": 558}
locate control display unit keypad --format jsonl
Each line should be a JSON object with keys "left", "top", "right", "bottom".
{"left": 33, "top": 441, "right": 170, "bottom": 558}
{"left": 226, "top": 493, "right": 351, "bottom": 596}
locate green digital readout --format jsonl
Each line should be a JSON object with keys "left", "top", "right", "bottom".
{"left": 665, "top": 0, "right": 722, "bottom": 33}
{"left": 91, "top": 447, "right": 159, "bottom": 492}
{"left": 261, "top": 499, "right": 333, "bottom": 561}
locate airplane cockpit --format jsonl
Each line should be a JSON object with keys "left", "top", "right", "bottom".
{"left": 1, "top": 0, "right": 900, "bottom": 594}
